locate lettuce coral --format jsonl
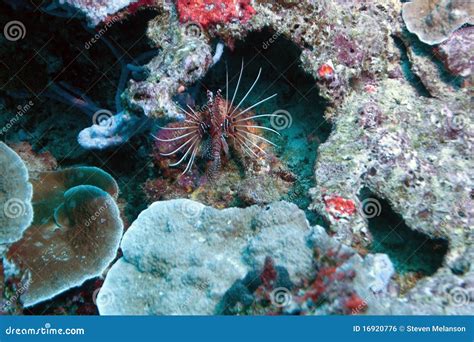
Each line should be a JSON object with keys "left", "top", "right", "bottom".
{"left": 7, "top": 167, "right": 123, "bottom": 307}
{"left": 402, "top": 0, "right": 474, "bottom": 45}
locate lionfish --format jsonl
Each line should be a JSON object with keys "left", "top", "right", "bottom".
{"left": 153, "top": 61, "right": 280, "bottom": 178}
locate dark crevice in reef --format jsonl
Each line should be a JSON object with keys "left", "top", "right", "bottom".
{"left": 400, "top": 29, "right": 464, "bottom": 89}
{"left": 0, "top": 4, "right": 157, "bottom": 223}
{"left": 359, "top": 188, "right": 448, "bottom": 276}
{"left": 392, "top": 35, "right": 432, "bottom": 98}
{"left": 392, "top": 30, "right": 463, "bottom": 97}
{"left": 198, "top": 28, "right": 332, "bottom": 227}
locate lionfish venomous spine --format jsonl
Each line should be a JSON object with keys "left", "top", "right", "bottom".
{"left": 153, "top": 61, "right": 281, "bottom": 178}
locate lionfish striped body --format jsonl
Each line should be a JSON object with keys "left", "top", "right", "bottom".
{"left": 154, "top": 62, "right": 280, "bottom": 178}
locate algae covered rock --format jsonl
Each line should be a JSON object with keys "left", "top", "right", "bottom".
{"left": 0, "top": 142, "right": 33, "bottom": 244}
{"left": 57, "top": 0, "right": 137, "bottom": 26}
{"left": 310, "top": 78, "right": 471, "bottom": 267}
{"left": 98, "top": 200, "right": 315, "bottom": 314}
{"left": 436, "top": 26, "right": 474, "bottom": 78}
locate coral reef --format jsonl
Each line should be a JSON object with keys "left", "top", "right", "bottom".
{"left": 402, "top": 0, "right": 474, "bottom": 45}
{"left": 131, "top": 0, "right": 402, "bottom": 119}
{"left": 55, "top": 0, "right": 138, "bottom": 26}
{"left": 310, "top": 78, "right": 471, "bottom": 266}
{"left": 0, "top": 142, "right": 33, "bottom": 244}
{"left": 221, "top": 226, "right": 395, "bottom": 315}
{"left": 98, "top": 200, "right": 317, "bottom": 314}
{"left": 10, "top": 142, "right": 58, "bottom": 174}
{"left": 126, "top": 7, "right": 213, "bottom": 119}
{"left": 98, "top": 201, "right": 398, "bottom": 315}
{"left": 436, "top": 26, "right": 474, "bottom": 77}
{"left": 176, "top": 0, "right": 256, "bottom": 28}
{"left": 0, "top": 0, "right": 472, "bottom": 317}
{"left": 7, "top": 166, "right": 123, "bottom": 307}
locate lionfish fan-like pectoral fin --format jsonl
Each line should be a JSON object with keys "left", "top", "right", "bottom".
{"left": 169, "top": 139, "right": 199, "bottom": 167}
{"left": 176, "top": 104, "right": 201, "bottom": 123}
{"left": 234, "top": 135, "right": 260, "bottom": 159}
{"left": 181, "top": 142, "right": 199, "bottom": 175}
{"left": 239, "top": 130, "right": 278, "bottom": 147}
{"left": 236, "top": 132, "right": 267, "bottom": 156}
{"left": 235, "top": 125, "right": 281, "bottom": 136}
{"left": 152, "top": 130, "right": 199, "bottom": 142}
{"left": 156, "top": 125, "right": 199, "bottom": 130}
{"left": 160, "top": 136, "right": 198, "bottom": 156}
{"left": 233, "top": 114, "right": 281, "bottom": 123}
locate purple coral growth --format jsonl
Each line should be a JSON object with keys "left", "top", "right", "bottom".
{"left": 333, "top": 34, "right": 364, "bottom": 67}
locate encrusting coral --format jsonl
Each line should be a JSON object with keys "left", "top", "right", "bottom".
{"left": 0, "top": 142, "right": 33, "bottom": 244}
